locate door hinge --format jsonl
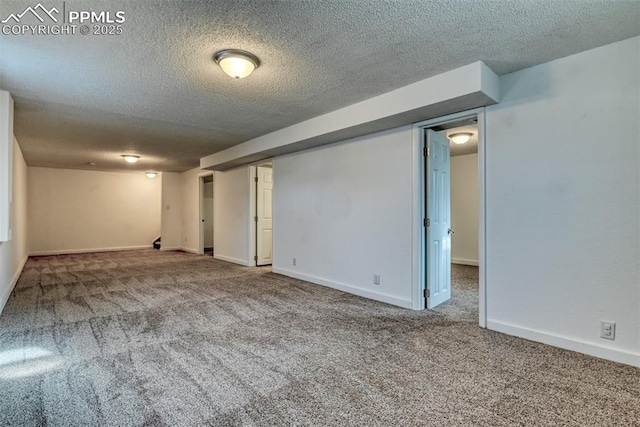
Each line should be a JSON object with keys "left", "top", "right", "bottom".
{"left": 424, "top": 147, "right": 430, "bottom": 157}
{"left": 424, "top": 288, "right": 430, "bottom": 298}
{"left": 254, "top": 216, "right": 258, "bottom": 222}
{"left": 254, "top": 255, "right": 258, "bottom": 261}
{"left": 426, "top": 218, "right": 430, "bottom": 227}
{"left": 254, "top": 177, "right": 258, "bottom": 183}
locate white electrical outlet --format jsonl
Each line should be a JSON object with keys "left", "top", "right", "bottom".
{"left": 293, "top": 258, "right": 296, "bottom": 266}
{"left": 373, "top": 274, "right": 380, "bottom": 285}
{"left": 600, "top": 321, "right": 616, "bottom": 340}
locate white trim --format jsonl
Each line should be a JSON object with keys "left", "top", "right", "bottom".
{"left": 253, "top": 162, "right": 274, "bottom": 267}
{"left": 487, "top": 320, "right": 640, "bottom": 368}
{"left": 180, "top": 247, "right": 199, "bottom": 255}
{"left": 249, "top": 166, "right": 257, "bottom": 266}
{"left": 273, "top": 267, "right": 413, "bottom": 309}
{"left": 410, "top": 124, "right": 423, "bottom": 310}
{"left": 411, "top": 108, "right": 487, "bottom": 328}
{"left": 214, "top": 254, "right": 252, "bottom": 266}
{"left": 0, "top": 255, "right": 28, "bottom": 315}
{"left": 451, "top": 258, "right": 479, "bottom": 266}
{"left": 30, "top": 245, "right": 152, "bottom": 256}
{"left": 198, "top": 175, "right": 204, "bottom": 255}
{"left": 477, "top": 108, "right": 487, "bottom": 328}
{"left": 249, "top": 159, "right": 275, "bottom": 167}
{"left": 197, "top": 171, "right": 214, "bottom": 256}
{"left": 159, "top": 246, "right": 181, "bottom": 252}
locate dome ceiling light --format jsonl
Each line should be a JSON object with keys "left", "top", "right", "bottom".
{"left": 448, "top": 132, "right": 473, "bottom": 145}
{"left": 213, "top": 49, "right": 260, "bottom": 79}
{"left": 121, "top": 155, "right": 140, "bottom": 163}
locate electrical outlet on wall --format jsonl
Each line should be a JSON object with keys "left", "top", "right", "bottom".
{"left": 600, "top": 321, "right": 616, "bottom": 340}
{"left": 373, "top": 274, "right": 380, "bottom": 285}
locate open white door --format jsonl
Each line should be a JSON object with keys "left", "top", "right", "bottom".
{"left": 426, "top": 129, "right": 452, "bottom": 308}
{"left": 256, "top": 166, "right": 273, "bottom": 265}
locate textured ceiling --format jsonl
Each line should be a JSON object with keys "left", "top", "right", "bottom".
{"left": 1, "top": 0, "right": 639, "bottom": 172}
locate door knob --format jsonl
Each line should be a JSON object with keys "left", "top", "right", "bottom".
{"left": 448, "top": 228, "right": 455, "bottom": 235}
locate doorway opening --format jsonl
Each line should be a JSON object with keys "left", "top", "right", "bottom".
{"left": 254, "top": 162, "right": 273, "bottom": 266}
{"left": 199, "top": 174, "right": 214, "bottom": 256}
{"left": 414, "top": 109, "right": 486, "bottom": 327}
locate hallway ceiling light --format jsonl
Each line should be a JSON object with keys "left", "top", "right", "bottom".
{"left": 121, "top": 155, "right": 140, "bottom": 163}
{"left": 145, "top": 172, "right": 157, "bottom": 178}
{"left": 213, "top": 49, "right": 260, "bottom": 79}
{"left": 448, "top": 132, "right": 472, "bottom": 144}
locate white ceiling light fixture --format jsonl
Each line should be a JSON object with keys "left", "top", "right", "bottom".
{"left": 145, "top": 172, "right": 157, "bottom": 178}
{"left": 448, "top": 132, "right": 473, "bottom": 145}
{"left": 121, "top": 155, "right": 140, "bottom": 163}
{"left": 213, "top": 49, "right": 260, "bottom": 79}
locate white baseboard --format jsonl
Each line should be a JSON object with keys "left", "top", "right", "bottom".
{"left": 0, "top": 255, "right": 28, "bottom": 316}
{"left": 273, "top": 267, "right": 413, "bottom": 309}
{"left": 214, "top": 254, "right": 252, "bottom": 266}
{"left": 180, "top": 247, "right": 199, "bottom": 255}
{"left": 30, "top": 245, "right": 152, "bottom": 256}
{"left": 487, "top": 320, "right": 640, "bottom": 368}
{"left": 452, "top": 258, "right": 479, "bottom": 266}
{"left": 161, "top": 247, "right": 201, "bottom": 255}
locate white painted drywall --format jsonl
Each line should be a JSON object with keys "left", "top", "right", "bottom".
{"left": 451, "top": 153, "right": 479, "bottom": 265}
{"left": 28, "top": 167, "right": 161, "bottom": 255}
{"left": 273, "top": 126, "right": 414, "bottom": 308}
{"left": 485, "top": 36, "right": 639, "bottom": 366}
{"left": 160, "top": 172, "right": 182, "bottom": 250}
{"left": 0, "top": 92, "right": 13, "bottom": 242}
{"left": 213, "top": 165, "right": 252, "bottom": 266}
{"left": 0, "top": 138, "right": 28, "bottom": 314}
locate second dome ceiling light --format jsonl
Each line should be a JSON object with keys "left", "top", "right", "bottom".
{"left": 214, "top": 49, "right": 260, "bottom": 79}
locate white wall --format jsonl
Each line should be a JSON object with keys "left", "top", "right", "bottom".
{"left": 0, "top": 138, "right": 28, "bottom": 314}
{"left": 451, "top": 153, "right": 479, "bottom": 265}
{"left": 195, "top": 36, "right": 639, "bottom": 367}
{"left": 213, "top": 165, "right": 252, "bottom": 266}
{"left": 160, "top": 172, "right": 182, "bottom": 250}
{"left": 28, "top": 167, "right": 160, "bottom": 255}
{"left": 485, "top": 36, "right": 639, "bottom": 366}
{"left": 273, "top": 126, "right": 414, "bottom": 308}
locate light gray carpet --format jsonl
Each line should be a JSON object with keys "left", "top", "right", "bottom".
{"left": 0, "top": 250, "right": 638, "bottom": 426}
